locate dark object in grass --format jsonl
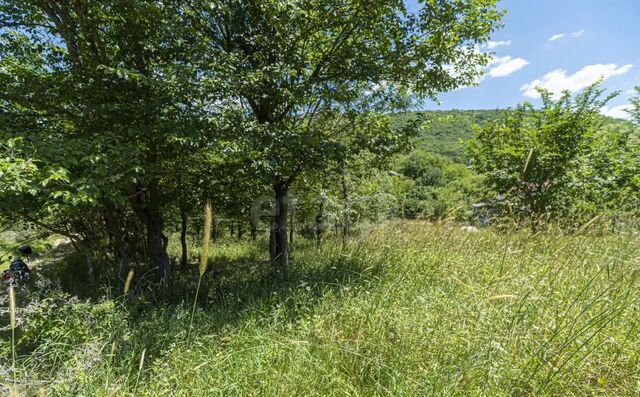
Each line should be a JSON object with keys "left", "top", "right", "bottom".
{"left": 19, "top": 245, "right": 33, "bottom": 255}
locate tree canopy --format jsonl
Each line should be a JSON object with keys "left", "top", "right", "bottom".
{"left": 468, "top": 84, "right": 639, "bottom": 218}
{"left": 0, "top": 0, "right": 505, "bottom": 281}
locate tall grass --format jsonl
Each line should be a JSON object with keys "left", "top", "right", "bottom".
{"left": 8, "top": 285, "right": 16, "bottom": 391}
{"left": 133, "top": 348, "right": 146, "bottom": 395}
{"left": 3, "top": 221, "right": 640, "bottom": 395}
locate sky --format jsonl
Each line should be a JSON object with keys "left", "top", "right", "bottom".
{"left": 407, "top": 0, "right": 640, "bottom": 118}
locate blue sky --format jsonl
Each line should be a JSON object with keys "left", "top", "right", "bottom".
{"left": 408, "top": 0, "right": 640, "bottom": 117}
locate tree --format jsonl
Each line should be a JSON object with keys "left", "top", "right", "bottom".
{"left": 396, "top": 149, "right": 482, "bottom": 220}
{"left": 468, "top": 84, "right": 619, "bottom": 218}
{"left": 0, "top": 1, "right": 218, "bottom": 281}
{"left": 630, "top": 86, "right": 640, "bottom": 124}
{"left": 187, "top": 0, "right": 504, "bottom": 274}
{"left": 567, "top": 121, "right": 640, "bottom": 217}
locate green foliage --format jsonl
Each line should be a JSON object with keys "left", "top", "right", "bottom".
{"left": 630, "top": 86, "right": 640, "bottom": 124}
{"left": 399, "top": 150, "right": 449, "bottom": 186}
{"left": 182, "top": 0, "right": 503, "bottom": 265}
{"left": 393, "top": 150, "right": 482, "bottom": 219}
{"left": 468, "top": 84, "right": 638, "bottom": 218}
{"left": 17, "top": 291, "right": 125, "bottom": 351}
{"left": 0, "top": 289, "right": 127, "bottom": 383}
{"left": 567, "top": 122, "right": 640, "bottom": 215}
{"left": 392, "top": 110, "right": 503, "bottom": 163}
{"left": 0, "top": 0, "right": 504, "bottom": 274}
{"left": 184, "top": 0, "right": 504, "bottom": 184}
{"left": 2, "top": 1, "right": 640, "bottom": 395}
{"left": 0, "top": 0, "right": 228, "bottom": 276}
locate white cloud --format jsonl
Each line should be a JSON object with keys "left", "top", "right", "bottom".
{"left": 572, "top": 29, "right": 585, "bottom": 38}
{"left": 625, "top": 88, "right": 638, "bottom": 95}
{"left": 601, "top": 104, "right": 632, "bottom": 120}
{"left": 548, "top": 33, "right": 565, "bottom": 42}
{"left": 488, "top": 56, "right": 529, "bottom": 78}
{"left": 486, "top": 40, "right": 512, "bottom": 49}
{"left": 520, "top": 64, "right": 634, "bottom": 98}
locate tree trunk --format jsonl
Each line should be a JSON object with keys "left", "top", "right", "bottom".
{"left": 270, "top": 180, "right": 289, "bottom": 276}
{"left": 146, "top": 211, "right": 171, "bottom": 280}
{"left": 213, "top": 217, "right": 221, "bottom": 241}
{"left": 116, "top": 233, "right": 129, "bottom": 282}
{"left": 103, "top": 204, "right": 130, "bottom": 283}
{"left": 289, "top": 204, "right": 295, "bottom": 247}
{"left": 250, "top": 217, "right": 257, "bottom": 241}
{"left": 341, "top": 169, "right": 350, "bottom": 249}
{"left": 194, "top": 221, "right": 202, "bottom": 245}
{"left": 269, "top": 220, "right": 277, "bottom": 259}
{"left": 85, "top": 246, "right": 95, "bottom": 285}
{"left": 237, "top": 224, "right": 243, "bottom": 240}
{"left": 315, "top": 198, "right": 325, "bottom": 247}
{"left": 79, "top": 241, "right": 95, "bottom": 286}
{"left": 130, "top": 183, "right": 171, "bottom": 281}
{"left": 180, "top": 209, "right": 188, "bottom": 269}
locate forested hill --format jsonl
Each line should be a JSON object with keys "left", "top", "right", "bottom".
{"left": 392, "top": 109, "right": 636, "bottom": 164}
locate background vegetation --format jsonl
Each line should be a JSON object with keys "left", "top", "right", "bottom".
{"left": 1, "top": 0, "right": 639, "bottom": 395}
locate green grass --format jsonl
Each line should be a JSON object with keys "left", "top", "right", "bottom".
{"left": 2, "top": 222, "right": 640, "bottom": 396}
{"left": 0, "top": 230, "right": 59, "bottom": 272}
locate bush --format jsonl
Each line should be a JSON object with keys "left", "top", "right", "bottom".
{"left": 468, "top": 83, "right": 638, "bottom": 219}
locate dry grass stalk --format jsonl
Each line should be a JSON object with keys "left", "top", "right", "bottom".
{"left": 9, "top": 285, "right": 17, "bottom": 392}
{"left": 9, "top": 285, "right": 16, "bottom": 329}
{"left": 133, "top": 348, "right": 146, "bottom": 395}
{"left": 138, "top": 348, "right": 146, "bottom": 372}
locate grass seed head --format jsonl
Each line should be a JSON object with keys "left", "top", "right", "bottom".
{"left": 124, "top": 269, "right": 135, "bottom": 294}
{"left": 139, "top": 348, "right": 146, "bottom": 372}
{"left": 200, "top": 201, "right": 213, "bottom": 276}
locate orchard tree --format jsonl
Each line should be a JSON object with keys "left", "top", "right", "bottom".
{"left": 187, "top": 0, "right": 504, "bottom": 274}
{"left": 323, "top": 111, "right": 421, "bottom": 248}
{"left": 567, "top": 121, "right": 640, "bottom": 216}
{"left": 468, "top": 84, "right": 618, "bottom": 217}
{"left": 0, "top": 1, "right": 218, "bottom": 281}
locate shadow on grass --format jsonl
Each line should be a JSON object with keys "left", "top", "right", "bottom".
{"left": 31, "top": 242, "right": 102, "bottom": 299}
{"left": 182, "top": 245, "right": 382, "bottom": 314}
{"left": 24, "top": 238, "right": 384, "bottom": 341}
{"left": 102, "top": 244, "right": 386, "bottom": 371}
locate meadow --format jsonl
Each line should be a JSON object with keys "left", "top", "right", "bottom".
{"left": 2, "top": 2, "right": 640, "bottom": 396}
{"left": 2, "top": 222, "right": 639, "bottom": 396}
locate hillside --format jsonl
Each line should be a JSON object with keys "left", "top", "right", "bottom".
{"left": 392, "top": 110, "right": 504, "bottom": 163}
{"left": 392, "top": 109, "right": 638, "bottom": 165}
